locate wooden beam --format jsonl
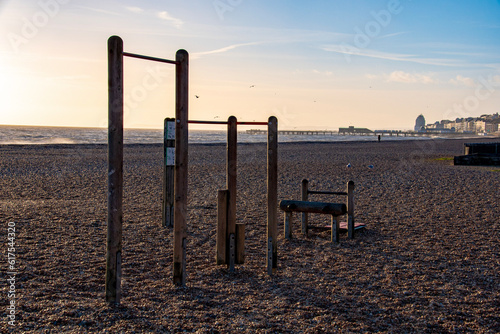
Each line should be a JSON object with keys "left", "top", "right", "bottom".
{"left": 280, "top": 200, "right": 346, "bottom": 216}
{"left": 173, "top": 49, "right": 189, "bottom": 287}
{"left": 227, "top": 116, "right": 237, "bottom": 272}
{"left": 267, "top": 116, "right": 278, "bottom": 275}
{"left": 106, "top": 35, "right": 123, "bottom": 304}
{"left": 236, "top": 223, "right": 245, "bottom": 264}
{"left": 216, "top": 190, "right": 228, "bottom": 265}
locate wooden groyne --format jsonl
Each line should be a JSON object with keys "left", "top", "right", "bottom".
{"left": 454, "top": 142, "right": 500, "bottom": 166}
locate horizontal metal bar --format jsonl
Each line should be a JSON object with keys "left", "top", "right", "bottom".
{"left": 308, "top": 191, "right": 348, "bottom": 196}
{"left": 188, "top": 120, "right": 270, "bottom": 126}
{"left": 188, "top": 120, "right": 228, "bottom": 125}
{"left": 237, "top": 122, "right": 269, "bottom": 126}
{"left": 123, "top": 52, "right": 177, "bottom": 65}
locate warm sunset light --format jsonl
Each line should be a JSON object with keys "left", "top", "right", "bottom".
{"left": 1, "top": 0, "right": 499, "bottom": 130}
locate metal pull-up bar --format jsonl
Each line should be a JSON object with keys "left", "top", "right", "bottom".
{"left": 123, "top": 52, "right": 177, "bottom": 65}
{"left": 188, "top": 120, "right": 269, "bottom": 126}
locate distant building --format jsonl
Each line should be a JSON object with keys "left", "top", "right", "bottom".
{"left": 338, "top": 126, "right": 373, "bottom": 134}
{"left": 414, "top": 114, "right": 425, "bottom": 132}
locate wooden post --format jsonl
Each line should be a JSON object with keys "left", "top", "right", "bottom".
{"left": 331, "top": 215, "right": 339, "bottom": 243}
{"left": 284, "top": 211, "right": 292, "bottom": 240}
{"left": 173, "top": 49, "right": 189, "bottom": 286}
{"left": 227, "top": 116, "right": 237, "bottom": 272}
{"left": 216, "top": 190, "right": 228, "bottom": 265}
{"left": 229, "top": 233, "right": 235, "bottom": 272}
{"left": 106, "top": 35, "right": 123, "bottom": 304}
{"left": 162, "top": 118, "right": 175, "bottom": 227}
{"left": 347, "top": 181, "right": 355, "bottom": 239}
{"left": 301, "top": 179, "right": 309, "bottom": 236}
{"left": 267, "top": 116, "right": 278, "bottom": 275}
{"left": 236, "top": 223, "right": 245, "bottom": 264}
{"left": 267, "top": 237, "right": 273, "bottom": 276}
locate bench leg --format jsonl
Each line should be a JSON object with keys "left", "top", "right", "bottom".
{"left": 284, "top": 211, "right": 292, "bottom": 240}
{"left": 347, "top": 180, "right": 355, "bottom": 239}
{"left": 331, "top": 215, "right": 339, "bottom": 243}
{"left": 301, "top": 212, "right": 308, "bottom": 237}
{"left": 347, "top": 212, "right": 354, "bottom": 239}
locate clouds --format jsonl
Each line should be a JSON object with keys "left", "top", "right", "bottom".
{"left": 450, "top": 75, "right": 476, "bottom": 87}
{"left": 157, "top": 11, "right": 183, "bottom": 29}
{"left": 123, "top": 6, "right": 183, "bottom": 29}
{"left": 387, "top": 71, "right": 437, "bottom": 84}
{"left": 192, "top": 42, "right": 262, "bottom": 59}
{"left": 126, "top": 7, "right": 144, "bottom": 14}
{"left": 364, "top": 71, "right": 438, "bottom": 84}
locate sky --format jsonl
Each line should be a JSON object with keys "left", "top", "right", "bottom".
{"left": 1, "top": 0, "right": 499, "bottom": 130}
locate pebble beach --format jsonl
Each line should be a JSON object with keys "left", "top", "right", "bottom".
{"left": 0, "top": 138, "right": 499, "bottom": 333}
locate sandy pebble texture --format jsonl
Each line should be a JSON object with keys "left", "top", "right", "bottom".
{"left": 0, "top": 138, "right": 499, "bottom": 333}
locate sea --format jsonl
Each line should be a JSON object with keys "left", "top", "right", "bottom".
{"left": 0, "top": 125, "right": 468, "bottom": 145}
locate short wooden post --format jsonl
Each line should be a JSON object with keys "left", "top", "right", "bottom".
{"left": 106, "top": 35, "right": 123, "bottom": 304}
{"left": 227, "top": 116, "right": 237, "bottom": 271}
{"left": 162, "top": 118, "right": 175, "bottom": 227}
{"left": 301, "top": 179, "right": 309, "bottom": 236}
{"left": 284, "top": 211, "right": 292, "bottom": 240}
{"left": 331, "top": 215, "right": 339, "bottom": 243}
{"left": 347, "top": 181, "right": 355, "bottom": 239}
{"left": 236, "top": 223, "right": 245, "bottom": 264}
{"left": 173, "top": 49, "right": 189, "bottom": 286}
{"left": 216, "top": 190, "right": 228, "bottom": 265}
{"left": 267, "top": 116, "right": 278, "bottom": 275}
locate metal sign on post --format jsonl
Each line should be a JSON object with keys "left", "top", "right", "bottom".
{"left": 163, "top": 118, "right": 176, "bottom": 227}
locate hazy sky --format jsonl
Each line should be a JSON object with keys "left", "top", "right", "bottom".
{"left": 1, "top": 0, "right": 499, "bottom": 130}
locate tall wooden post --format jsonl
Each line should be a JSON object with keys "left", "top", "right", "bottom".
{"left": 227, "top": 116, "right": 237, "bottom": 272}
{"left": 301, "top": 179, "right": 309, "bottom": 236}
{"left": 347, "top": 181, "right": 355, "bottom": 239}
{"left": 267, "top": 116, "right": 278, "bottom": 275}
{"left": 106, "top": 35, "right": 123, "bottom": 304}
{"left": 173, "top": 49, "right": 189, "bottom": 286}
{"left": 163, "top": 118, "right": 175, "bottom": 227}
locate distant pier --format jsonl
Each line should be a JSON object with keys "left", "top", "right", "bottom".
{"left": 246, "top": 129, "right": 337, "bottom": 136}
{"left": 246, "top": 127, "right": 473, "bottom": 138}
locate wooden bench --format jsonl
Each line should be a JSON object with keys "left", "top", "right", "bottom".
{"left": 280, "top": 200, "right": 346, "bottom": 243}
{"left": 280, "top": 179, "right": 365, "bottom": 243}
